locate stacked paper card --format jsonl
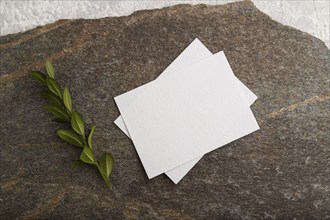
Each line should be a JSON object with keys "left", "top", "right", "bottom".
{"left": 114, "top": 38, "right": 260, "bottom": 183}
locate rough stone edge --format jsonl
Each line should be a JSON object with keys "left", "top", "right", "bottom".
{"left": 0, "top": 1, "right": 328, "bottom": 49}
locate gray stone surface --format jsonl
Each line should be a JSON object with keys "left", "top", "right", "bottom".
{"left": 0, "top": 2, "right": 329, "bottom": 219}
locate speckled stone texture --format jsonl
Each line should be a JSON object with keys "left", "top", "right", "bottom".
{"left": 0, "top": 2, "right": 329, "bottom": 219}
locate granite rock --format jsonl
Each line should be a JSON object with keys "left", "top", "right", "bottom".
{"left": 1, "top": 2, "right": 329, "bottom": 219}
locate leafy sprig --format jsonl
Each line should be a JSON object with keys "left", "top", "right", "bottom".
{"left": 31, "top": 61, "right": 113, "bottom": 191}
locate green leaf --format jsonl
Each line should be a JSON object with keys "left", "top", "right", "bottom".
{"left": 57, "top": 129, "right": 83, "bottom": 147}
{"left": 99, "top": 153, "right": 113, "bottom": 178}
{"left": 63, "top": 86, "right": 72, "bottom": 112}
{"left": 45, "top": 104, "right": 70, "bottom": 122}
{"left": 45, "top": 60, "right": 55, "bottom": 78}
{"left": 80, "top": 147, "right": 95, "bottom": 164}
{"left": 46, "top": 77, "right": 62, "bottom": 99}
{"left": 71, "top": 111, "right": 84, "bottom": 136}
{"left": 31, "top": 71, "right": 47, "bottom": 85}
{"left": 87, "top": 125, "right": 96, "bottom": 149}
{"left": 40, "top": 91, "right": 62, "bottom": 106}
{"left": 70, "top": 159, "right": 85, "bottom": 169}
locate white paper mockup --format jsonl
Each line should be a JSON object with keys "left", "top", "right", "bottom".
{"left": 115, "top": 51, "right": 260, "bottom": 179}
{"left": 114, "top": 39, "right": 257, "bottom": 183}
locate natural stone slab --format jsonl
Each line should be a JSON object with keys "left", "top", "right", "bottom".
{"left": 1, "top": 2, "right": 329, "bottom": 219}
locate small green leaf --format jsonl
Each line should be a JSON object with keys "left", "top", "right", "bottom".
{"left": 45, "top": 60, "right": 55, "bottom": 78}
{"left": 80, "top": 147, "right": 95, "bottom": 164}
{"left": 87, "top": 125, "right": 96, "bottom": 149}
{"left": 63, "top": 86, "right": 72, "bottom": 112}
{"left": 99, "top": 153, "right": 113, "bottom": 178}
{"left": 57, "top": 129, "right": 83, "bottom": 147}
{"left": 70, "top": 159, "right": 85, "bottom": 169}
{"left": 71, "top": 111, "right": 84, "bottom": 136}
{"left": 31, "top": 71, "right": 47, "bottom": 85}
{"left": 46, "top": 77, "right": 62, "bottom": 98}
{"left": 45, "top": 104, "right": 70, "bottom": 122}
{"left": 32, "top": 60, "right": 114, "bottom": 191}
{"left": 40, "top": 91, "right": 62, "bottom": 106}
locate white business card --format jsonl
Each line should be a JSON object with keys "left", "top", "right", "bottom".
{"left": 115, "top": 51, "right": 259, "bottom": 179}
{"left": 114, "top": 39, "right": 257, "bottom": 183}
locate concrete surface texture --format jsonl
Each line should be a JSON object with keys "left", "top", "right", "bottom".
{"left": 0, "top": 0, "right": 329, "bottom": 48}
